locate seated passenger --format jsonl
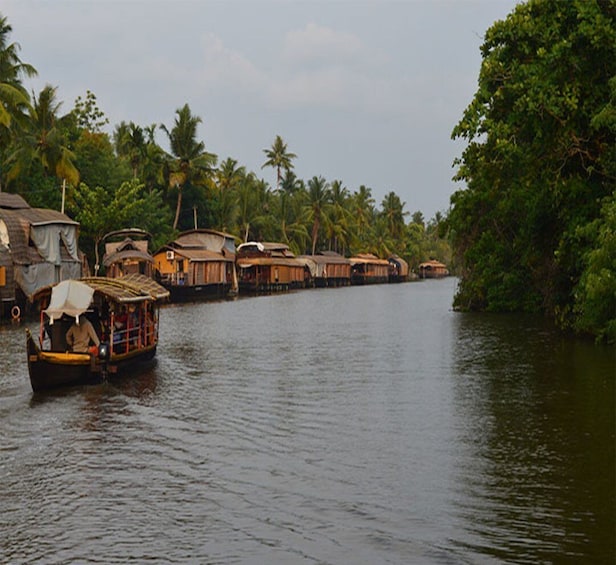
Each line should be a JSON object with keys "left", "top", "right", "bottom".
{"left": 66, "top": 316, "right": 100, "bottom": 353}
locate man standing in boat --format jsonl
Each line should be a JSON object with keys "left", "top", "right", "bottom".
{"left": 66, "top": 316, "right": 100, "bottom": 353}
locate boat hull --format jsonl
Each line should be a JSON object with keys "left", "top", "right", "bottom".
{"left": 26, "top": 329, "right": 156, "bottom": 392}
{"left": 165, "top": 282, "right": 233, "bottom": 302}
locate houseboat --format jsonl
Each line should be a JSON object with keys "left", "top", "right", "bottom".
{"left": 298, "top": 251, "right": 351, "bottom": 287}
{"left": 26, "top": 274, "right": 169, "bottom": 392}
{"left": 236, "top": 242, "right": 306, "bottom": 292}
{"left": 153, "top": 229, "right": 237, "bottom": 301}
{"left": 349, "top": 253, "right": 390, "bottom": 285}
{"left": 0, "top": 193, "right": 84, "bottom": 320}
{"left": 388, "top": 254, "right": 410, "bottom": 283}
{"left": 101, "top": 229, "right": 154, "bottom": 278}
{"left": 418, "top": 259, "right": 449, "bottom": 279}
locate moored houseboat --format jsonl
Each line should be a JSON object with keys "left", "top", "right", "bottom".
{"left": 26, "top": 274, "right": 169, "bottom": 392}
{"left": 298, "top": 251, "right": 351, "bottom": 287}
{"left": 388, "top": 254, "right": 410, "bottom": 283}
{"left": 236, "top": 242, "right": 305, "bottom": 292}
{"left": 0, "top": 193, "right": 84, "bottom": 320}
{"left": 153, "top": 229, "right": 237, "bottom": 301}
{"left": 349, "top": 253, "right": 390, "bottom": 285}
{"left": 418, "top": 259, "right": 449, "bottom": 279}
{"left": 101, "top": 229, "right": 154, "bottom": 278}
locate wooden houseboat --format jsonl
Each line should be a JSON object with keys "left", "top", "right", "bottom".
{"left": 388, "top": 255, "right": 410, "bottom": 283}
{"left": 418, "top": 259, "right": 449, "bottom": 279}
{"left": 153, "top": 229, "right": 237, "bottom": 301}
{"left": 26, "top": 274, "right": 169, "bottom": 392}
{"left": 0, "top": 193, "right": 84, "bottom": 319}
{"left": 101, "top": 229, "right": 154, "bottom": 278}
{"left": 349, "top": 253, "right": 390, "bottom": 285}
{"left": 236, "top": 242, "right": 306, "bottom": 292}
{"left": 298, "top": 251, "right": 351, "bottom": 287}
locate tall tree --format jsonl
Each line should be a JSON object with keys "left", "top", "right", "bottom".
{"left": 448, "top": 0, "right": 615, "bottom": 336}
{"left": 305, "top": 175, "right": 331, "bottom": 255}
{"left": 5, "top": 85, "right": 79, "bottom": 209}
{"left": 214, "top": 157, "right": 244, "bottom": 232}
{"left": 0, "top": 14, "right": 36, "bottom": 190}
{"left": 161, "top": 103, "right": 217, "bottom": 230}
{"left": 262, "top": 134, "right": 297, "bottom": 191}
{"left": 380, "top": 191, "right": 408, "bottom": 241}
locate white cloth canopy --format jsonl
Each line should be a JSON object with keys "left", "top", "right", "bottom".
{"left": 43, "top": 280, "right": 94, "bottom": 323}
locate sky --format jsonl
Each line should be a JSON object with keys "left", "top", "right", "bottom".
{"left": 2, "top": 0, "right": 520, "bottom": 220}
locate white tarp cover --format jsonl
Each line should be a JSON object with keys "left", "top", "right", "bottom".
{"left": 44, "top": 279, "right": 94, "bottom": 323}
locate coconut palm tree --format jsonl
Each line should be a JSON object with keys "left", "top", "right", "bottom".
{"left": 160, "top": 104, "right": 217, "bottom": 230}
{"left": 0, "top": 15, "right": 37, "bottom": 190}
{"left": 305, "top": 175, "right": 331, "bottom": 255}
{"left": 5, "top": 85, "right": 79, "bottom": 210}
{"left": 262, "top": 134, "right": 296, "bottom": 191}
{"left": 0, "top": 15, "right": 36, "bottom": 129}
{"left": 381, "top": 191, "right": 408, "bottom": 241}
{"left": 114, "top": 121, "right": 146, "bottom": 179}
{"left": 214, "top": 157, "right": 244, "bottom": 232}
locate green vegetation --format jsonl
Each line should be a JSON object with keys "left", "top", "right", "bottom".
{"left": 0, "top": 12, "right": 449, "bottom": 281}
{"left": 448, "top": 0, "right": 615, "bottom": 343}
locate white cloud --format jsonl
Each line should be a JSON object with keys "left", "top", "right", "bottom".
{"left": 283, "top": 22, "right": 362, "bottom": 65}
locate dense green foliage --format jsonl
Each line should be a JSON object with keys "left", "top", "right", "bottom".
{"left": 448, "top": 0, "right": 616, "bottom": 342}
{"left": 0, "top": 12, "right": 450, "bottom": 278}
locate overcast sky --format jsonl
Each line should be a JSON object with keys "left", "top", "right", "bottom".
{"left": 3, "top": 0, "right": 520, "bottom": 219}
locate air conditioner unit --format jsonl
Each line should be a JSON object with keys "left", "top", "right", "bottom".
{"left": 166, "top": 250, "right": 175, "bottom": 260}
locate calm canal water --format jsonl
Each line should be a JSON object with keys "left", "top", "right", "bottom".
{"left": 1, "top": 278, "right": 614, "bottom": 564}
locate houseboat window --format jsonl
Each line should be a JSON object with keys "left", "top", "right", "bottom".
{"left": 0, "top": 266, "right": 5, "bottom": 286}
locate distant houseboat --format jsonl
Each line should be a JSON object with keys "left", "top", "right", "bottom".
{"left": 153, "top": 229, "right": 237, "bottom": 301}
{"left": 236, "top": 242, "right": 305, "bottom": 292}
{"left": 101, "top": 229, "right": 154, "bottom": 278}
{"left": 0, "top": 193, "right": 84, "bottom": 319}
{"left": 388, "top": 255, "right": 410, "bottom": 283}
{"left": 298, "top": 251, "right": 351, "bottom": 287}
{"left": 349, "top": 254, "right": 390, "bottom": 285}
{"left": 418, "top": 259, "right": 449, "bottom": 279}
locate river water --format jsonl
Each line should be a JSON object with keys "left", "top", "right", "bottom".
{"left": 1, "top": 278, "right": 614, "bottom": 564}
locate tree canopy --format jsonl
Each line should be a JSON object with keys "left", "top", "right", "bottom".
{"left": 448, "top": 0, "right": 615, "bottom": 342}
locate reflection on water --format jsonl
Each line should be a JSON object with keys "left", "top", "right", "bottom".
{"left": 451, "top": 313, "right": 615, "bottom": 564}
{"left": 0, "top": 279, "right": 613, "bottom": 564}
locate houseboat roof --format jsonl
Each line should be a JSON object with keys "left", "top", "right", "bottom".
{"left": 237, "top": 241, "right": 291, "bottom": 253}
{"left": 298, "top": 253, "right": 350, "bottom": 265}
{"left": 36, "top": 274, "right": 169, "bottom": 321}
{"left": 419, "top": 259, "right": 447, "bottom": 268}
{"left": 103, "top": 248, "right": 154, "bottom": 267}
{"left": 349, "top": 253, "right": 390, "bottom": 266}
{"left": 0, "top": 197, "right": 79, "bottom": 265}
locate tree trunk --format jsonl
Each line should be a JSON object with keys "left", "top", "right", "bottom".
{"left": 173, "top": 185, "right": 183, "bottom": 230}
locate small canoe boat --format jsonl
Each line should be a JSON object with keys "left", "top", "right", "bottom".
{"left": 26, "top": 274, "right": 169, "bottom": 392}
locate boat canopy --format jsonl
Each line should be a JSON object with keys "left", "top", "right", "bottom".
{"left": 39, "top": 274, "right": 169, "bottom": 323}
{"left": 43, "top": 279, "right": 94, "bottom": 323}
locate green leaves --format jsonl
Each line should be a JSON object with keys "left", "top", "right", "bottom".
{"left": 449, "top": 0, "right": 616, "bottom": 339}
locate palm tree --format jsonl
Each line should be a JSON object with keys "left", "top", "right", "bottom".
{"left": 262, "top": 135, "right": 297, "bottom": 191}
{"left": 381, "top": 191, "right": 408, "bottom": 241}
{"left": 326, "top": 179, "right": 351, "bottom": 254}
{"left": 0, "top": 15, "right": 37, "bottom": 190}
{"left": 160, "top": 104, "right": 217, "bottom": 230}
{"left": 5, "top": 85, "right": 79, "bottom": 210}
{"left": 114, "top": 121, "right": 146, "bottom": 178}
{"left": 305, "top": 175, "right": 331, "bottom": 255}
{"left": 349, "top": 185, "right": 375, "bottom": 250}
{"left": 0, "top": 16, "right": 36, "bottom": 129}
{"left": 214, "top": 157, "right": 244, "bottom": 232}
